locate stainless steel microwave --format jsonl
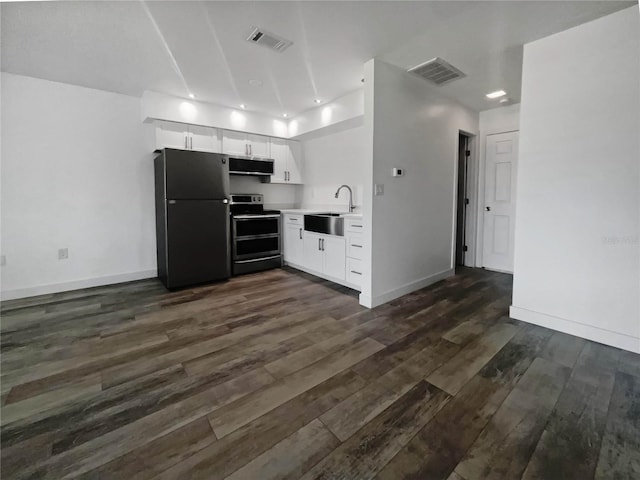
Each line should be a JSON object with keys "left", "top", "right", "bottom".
{"left": 228, "top": 156, "right": 274, "bottom": 176}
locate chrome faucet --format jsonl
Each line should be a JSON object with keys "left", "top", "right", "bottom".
{"left": 335, "top": 185, "right": 355, "bottom": 212}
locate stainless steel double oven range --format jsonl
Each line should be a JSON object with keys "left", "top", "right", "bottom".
{"left": 230, "top": 194, "right": 282, "bottom": 275}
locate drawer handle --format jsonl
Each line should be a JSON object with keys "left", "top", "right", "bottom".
{"left": 350, "top": 270, "right": 362, "bottom": 275}
{"left": 351, "top": 224, "right": 363, "bottom": 228}
{"left": 351, "top": 244, "right": 363, "bottom": 248}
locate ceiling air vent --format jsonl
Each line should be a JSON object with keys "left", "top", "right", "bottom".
{"left": 246, "top": 27, "right": 293, "bottom": 53}
{"left": 408, "top": 57, "right": 466, "bottom": 85}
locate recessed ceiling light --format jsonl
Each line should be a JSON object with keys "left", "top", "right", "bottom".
{"left": 314, "top": 99, "right": 322, "bottom": 104}
{"left": 486, "top": 90, "right": 506, "bottom": 99}
{"left": 283, "top": 113, "right": 289, "bottom": 118}
{"left": 248, "top": 79, "right": 263, "bottom": 87}
{"left": 240, "top": 104, "right": 247, "bottom": 109}
{"left": 188, "top": 93, "right": 195, "bottom": 99}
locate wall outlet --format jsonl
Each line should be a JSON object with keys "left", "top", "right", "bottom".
{"left": 0, "top": 255, "right": 5, "bottom": 266}
{"left": 392, "top": 167, "right": 405, "bottom": 177}
{"left": 58, "top": 248, "right": 69, "bottom": 260}
{"left": 374, "top": 184, "right": 384, "bottom": 196}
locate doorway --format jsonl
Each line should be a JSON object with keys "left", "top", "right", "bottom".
{"left": 455, "top": 133, "right": 471, "bottom": 266}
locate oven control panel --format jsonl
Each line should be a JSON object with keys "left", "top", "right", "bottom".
{"left": 230, "top": 194, "right": 263, "bottom": 205}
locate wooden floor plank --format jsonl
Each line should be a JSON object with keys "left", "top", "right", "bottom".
{"left": 1, "top": 267, "right": 638, "bottom": 480}
{"left": 224, "top": 419, "right": 339, "bottom": 480}
{"left": 426, "top": 322, "right": 520, "bottom": 395}
{"left": 453, "top": 357, "right": 571, "bottom": 480}
{"left": 209, "top": 337, "right": 385, "bottom": 438}
{"left": 593, "top": 371, "right": 640, "bottom": 479}
{"left": 300, "top": 381, "right": 450, "bottom": 480}
{"left": 158, "top": 370, "right": 366, "bottom": 480}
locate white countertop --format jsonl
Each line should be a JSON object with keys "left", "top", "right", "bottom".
{"left": 279, "top": 208, "right": 363, "bottom": 219}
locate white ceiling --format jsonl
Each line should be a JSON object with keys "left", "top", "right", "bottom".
{"left": 1, "top": 1, "right": 635, "bottom": 116}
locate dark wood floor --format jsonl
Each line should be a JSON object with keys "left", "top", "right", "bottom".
{"left": 1, "top": 267, "right": 639, "bottom": 479}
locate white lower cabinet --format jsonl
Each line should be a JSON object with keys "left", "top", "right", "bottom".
{"left": 299, "top": 231, "right": 345, "bottom": 282}
{"left": 322, "top": 236, "right": 346, "bottom": 281}
{"left": 283, "top": 214, "right": 362, "bottom": 290}
{"left": 283, "top": 223, "right": 304, "bottom": 265}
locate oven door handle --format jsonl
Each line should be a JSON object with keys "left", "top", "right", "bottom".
{"left": 233, "top": 214, "right": 281, "bottom": 220}
{"left": 235, "top": 255, "right": 281, "bottom": 264}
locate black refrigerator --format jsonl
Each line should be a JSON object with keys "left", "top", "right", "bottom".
{"left": 154, "top": 148, "right": 231, "bottom": 289}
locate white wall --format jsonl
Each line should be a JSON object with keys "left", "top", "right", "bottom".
{"left": 510, "top": 6, "right": 640, "bottom": 353}
{"left": 229, "top": 176, "right": 299, "bottom": 210}
{"left": 476, "top": 103, "right": 521, "bottom": 267}
{"left": 298, "top": 122, "right": 366, "bottom": 211}
{"left": 1, "top": 73, "right": 157, "bottom": 299}
{"left": 361, "top": 59, "right": 479, "bottom": 307}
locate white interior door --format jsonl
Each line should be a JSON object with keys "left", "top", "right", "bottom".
{"left": 482, "top": 131, "right": 519, "bottom": 273}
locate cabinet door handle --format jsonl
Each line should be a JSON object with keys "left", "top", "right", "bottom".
{"left": 249, "top": 144, "right": 252, "bottom": 156}
{"left": 185, "top": 135, "right": 188, "bottom": 149}
{"left": 318, "top": 238, "right": 322, "bottom": 251}
{"left": 350, "top": 270, "right": 362, "bottom": 275}
{"left": 190, "top": 136, "right": 193, "bottom": 150}
{"left": 321, "top": 238, "right": 325, "bottom": 251}
{"left": 351, "top": 244, "right": 362, "bottom": 248}
{"left": 299, "top": 228, "right": 302, "bottom": 240}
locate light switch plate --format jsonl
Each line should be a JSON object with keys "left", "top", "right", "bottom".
{"left": 374, "top": 184, "right": 384, "bottom": 196}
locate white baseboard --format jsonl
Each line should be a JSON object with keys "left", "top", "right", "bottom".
{"left": 361, "top": 268, "right": 454, "bottom": 309}
{"left": 1, "top": 270, "right": 158, "bottom": 301}
{"left": 510, "top": 305, "right": 640, "bottom": 354}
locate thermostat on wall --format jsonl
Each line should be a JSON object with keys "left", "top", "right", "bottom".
{"left": 392, "top": 168, "right": 405, "bottom": 177}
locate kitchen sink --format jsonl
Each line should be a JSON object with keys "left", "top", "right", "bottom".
{"left": 304, "top": 213, "right": 345, "bottom": 236}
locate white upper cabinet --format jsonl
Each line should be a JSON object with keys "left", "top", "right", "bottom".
{"left": 155, "top": 121, "right": 188, "bottom": 150}
{"left": 269, "top": 138, "right": 288, "bottom": 183}
{"left": 247, "top": 134, "right": 270, "bottom": 159}
{"left": 222, "top": 130, "right": 271, "bottom": 158}
{"left": 155, "top": 121, "right": 219, "bottom": 153}
{"left": 268, "top": 138, "right": 303, "bottom": 184}
{"left": 188, "top": 125, "right": 219, "bottom": 153}
{"left": 222, "top": 130, "right": 249, "bottom": 156}
{"left": 287, "top": 141, "right": 303, "bottom": 184}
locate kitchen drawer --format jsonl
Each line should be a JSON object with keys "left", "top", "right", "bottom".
{"left": 284, "top": 214, "right": 303, "bottom": 226}
{"left": 346, "top": 218, "right": 364, "bottom": 232}
{"left": 346, "top": 233, "right": 364, "bottom": 260}
{"left": 346, "top": 258, "right": 363, "bottom": 287}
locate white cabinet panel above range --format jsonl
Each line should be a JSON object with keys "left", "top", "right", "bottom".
{"left": 222, "top": 130, "right": 271, "bottom": 158}
{"left": 155, "top": 121, "right": 219, "bottom": 153}
{"left": 268, "top": 138, "right": 303, "bottom": 184}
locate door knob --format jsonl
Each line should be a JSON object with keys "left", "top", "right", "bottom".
{"left": 486, "top": 206, "right": 491, "bottom": 211}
